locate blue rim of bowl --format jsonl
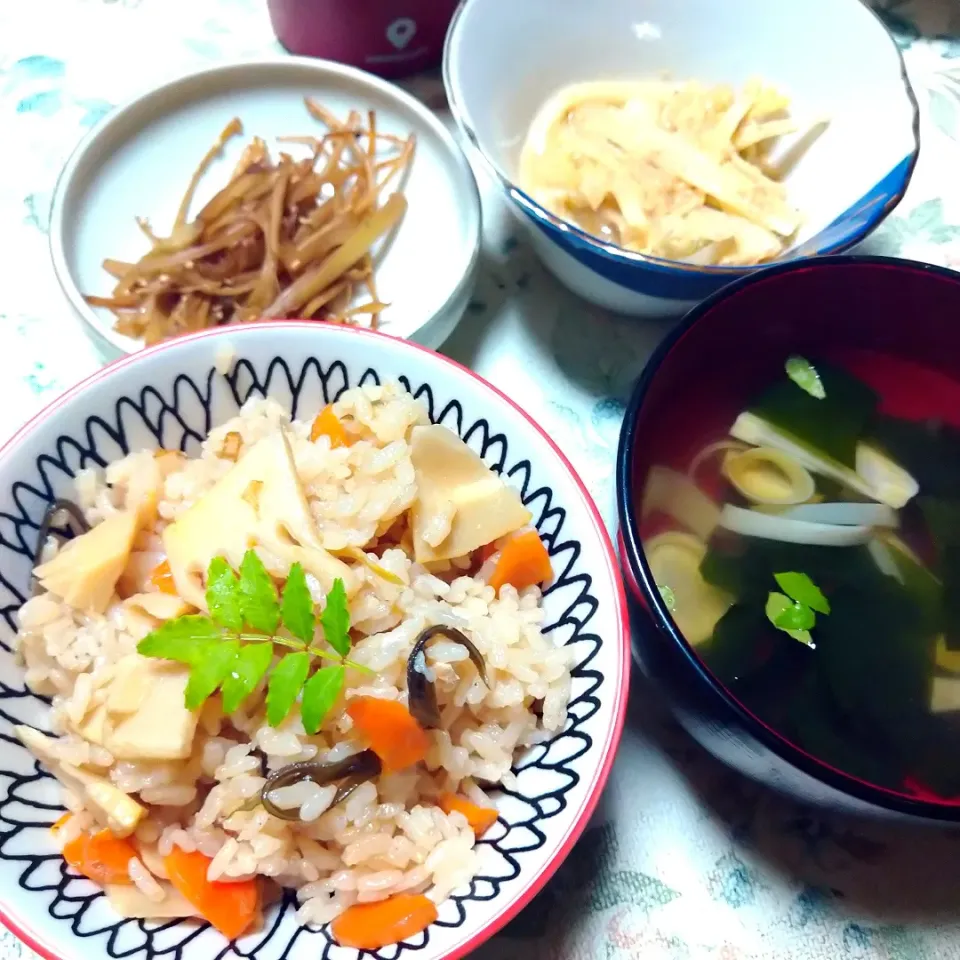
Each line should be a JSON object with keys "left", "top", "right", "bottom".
{"left": 47, "top": 56, "right": 483, "bottom": 358}
{"left": 616, "top": 254, "right": 960, "bottom": 823}
{"left": 442, "top": 0, "right": 921, "bottom": 287}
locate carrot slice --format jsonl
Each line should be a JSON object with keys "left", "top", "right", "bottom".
{"left": 63, "top": 830, "right": 137, "bottom": 885}
{"left": 331, "top": 893, "right": 438, "bottom": 950}
{"left": 488, "top": 530, "right": 552, "bottom": 593}
{"left": 346, "top": 696, "right": 429, "bottom": 773}
{"left": 51, "top": 813, "right": 72, "bottom": 835}
{"left": 310, "top": 404, "right": 351, "bottom": 447}
{"left": 438, "top": 793, "right": 499, "bottom": 837}
{"left": 149, "top": 558, "right": 178, "bottom": 595}
{"left": 164, "top": 848, "right": 258, "bottom": 940}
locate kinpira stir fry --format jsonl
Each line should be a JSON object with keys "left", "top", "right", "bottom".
{"left": 87, "top": 99, "right": 415, "bottom": 344}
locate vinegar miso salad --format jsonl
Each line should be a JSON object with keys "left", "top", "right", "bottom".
{"left": 642, "top": 356, "right": 960, "bottom": 799}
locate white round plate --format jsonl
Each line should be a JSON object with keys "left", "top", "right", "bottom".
{"left": 49, "top": 58, "right": 482, "bottom": 357}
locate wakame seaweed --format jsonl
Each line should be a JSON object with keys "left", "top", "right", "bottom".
{"left": 697, "top": 603, "right": 768, "bottom": 684}
{"left": 785, "top": 672, "right": 904, "bottom": 791}
{"left": 747, "top": 361, "right": 878, "bottom": 467}
{"left": 817, "top": 582, "right": 934, "bottom": 758}
{"left": 919, "top": 497, "right": 960, "bottom": 649}
{"left": 871, "top": 416, "right": 960, "bottom": 499}
{"left": 700, "top": 535, "right": 883, "bottom": 603}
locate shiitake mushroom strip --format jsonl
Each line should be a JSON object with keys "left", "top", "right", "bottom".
{"left": 31, "top": 499, "right": 91, "bottom": 592}
{"left": 260, "top": 749, "right": 381, "bottom": 820}
{"left": 333, "top": 774, "right": 372, "bottom": 806}
{"left": 407, "top": 626, "right": 488, "bottom": 729}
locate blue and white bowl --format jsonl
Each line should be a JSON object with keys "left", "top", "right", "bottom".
{"left": 443, "top": 0, "right": 919, "bottom": 317}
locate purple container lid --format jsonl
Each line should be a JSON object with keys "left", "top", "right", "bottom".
{"left": 267, "top": 0, "right": 459, "bottom": 79}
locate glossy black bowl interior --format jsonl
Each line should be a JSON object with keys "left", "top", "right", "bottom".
{"left": 617, "top": 255, "right": 960, "bottom": 822}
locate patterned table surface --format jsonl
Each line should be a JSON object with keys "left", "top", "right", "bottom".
{"left": 5, "top": 1, "right": 960, "bottom": 957}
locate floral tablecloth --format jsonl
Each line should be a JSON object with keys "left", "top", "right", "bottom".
{"left": 4, "top": 1, "right": 960, "bottom": 957}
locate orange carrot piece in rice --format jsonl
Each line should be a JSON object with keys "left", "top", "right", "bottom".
{"left": 164, "top": 848, "right": 258, "bottom": 940}
{"left": 438, "top": 793, "right": 499, "bottom": 837}
{"left": 331, "top": 893, "right": 437, "bottom": 949}
{"left": 310, "top": 404, "right": 351, "bottom": 447}
{"left": 346, "top": 696, "right": 429, "bottom": 772}
{"left": 62, "top": 830, "right": 137, "bottom": 885}
{"left": 149, "top": 558, "right": 178, "bottom": 595}
{"left": 488, "top": 530, "right": 552, "bottom": 593}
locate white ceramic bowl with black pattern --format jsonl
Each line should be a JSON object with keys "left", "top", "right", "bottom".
{"left": 0, "top": 324, "right": 629, "bottom": 960}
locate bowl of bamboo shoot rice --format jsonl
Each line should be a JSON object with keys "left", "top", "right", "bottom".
{"left": 0, "top": 322, "right": 628, "bottom": 960}
{"left": 49, "top": 59, "right": 481, "bottom": 358}
{"left": 444, "top": 0, "right": 918, "bottom": 317}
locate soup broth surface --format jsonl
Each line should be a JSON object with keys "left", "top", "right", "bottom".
{"left": 642, "top": 353, "right": 960, "bottom": 803}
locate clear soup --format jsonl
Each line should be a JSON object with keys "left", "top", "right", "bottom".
{"left": 642, "top": 354, "right": 960, "bottom": 802}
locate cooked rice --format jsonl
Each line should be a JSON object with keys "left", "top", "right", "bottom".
{"left": 15, "top": 382, "right": 573, "bottom": 930}
{"left": 129, "top": 856, "right": 166, "bottom": 901}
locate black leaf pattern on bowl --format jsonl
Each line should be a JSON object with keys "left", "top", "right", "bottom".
{"left": 0, "top": 356, "right": 607, "bottom": 960}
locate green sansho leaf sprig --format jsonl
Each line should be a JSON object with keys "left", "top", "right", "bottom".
{"left": 658, "top": 584, "right": 677, "bottom": 611}
{"left": 138, "top": 549, "right": 365, "bottom": 734}
{"left": 765, "top": 570, "right": 830, "bottom": 648}
{"left": 785, "top": 355, "right": 826, "bottom": 400}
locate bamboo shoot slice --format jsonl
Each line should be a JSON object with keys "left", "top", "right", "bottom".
{"left": 642, "top": 467, "right": 721, "bottom": 542}
{"left": 722, "top": 446, "right": 816, "bottom": 506}
{"left": 645, "top": 531, "right": 733, "bottom": 645}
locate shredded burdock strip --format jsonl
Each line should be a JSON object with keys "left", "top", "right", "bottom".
{"left": 87, "top": 101, "right": 416, "bottom": 345}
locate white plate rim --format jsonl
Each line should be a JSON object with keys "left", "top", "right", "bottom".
{"left": 48, "top": 56, "right": 483, "bottom": 357}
